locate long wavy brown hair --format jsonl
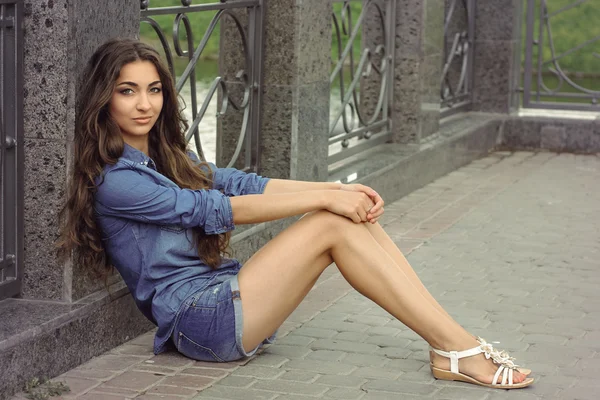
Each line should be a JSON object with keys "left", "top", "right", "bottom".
{"left": 57, "top": 38, "right": 230, "bottom": 280}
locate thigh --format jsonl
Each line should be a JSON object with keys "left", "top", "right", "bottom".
{"left": 237, "top": 210, "right": 345, "bottom": 352}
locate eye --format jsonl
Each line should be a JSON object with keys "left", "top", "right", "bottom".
{"left": 150, "top": 87, "right": 162, "bottom": 93}
{"left": 120, "top": 88, "right": 134, "bottom": 95}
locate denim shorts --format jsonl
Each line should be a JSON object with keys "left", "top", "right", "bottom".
{"left": 171, "top": 274, "right": 276, "bottom": 362}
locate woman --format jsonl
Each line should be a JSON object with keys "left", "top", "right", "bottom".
{"left": 57, "top": 38, "right": 533, "bottom": 389}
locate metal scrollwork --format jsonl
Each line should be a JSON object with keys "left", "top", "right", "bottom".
{"left": 441, "top": 0, "right": 474, "bottom": 116}
{"left": 140, "top": 0, "right": 263, "bottom": 170}
{"left": 329, "top": 0, "right": 394, "bottom": 165}
{"left": 523, "top": 0, "right": 600, "bottom": 110}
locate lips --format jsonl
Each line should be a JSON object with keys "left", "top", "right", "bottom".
{"left": 133, "top": 117, "right": 152, "bottom": 123}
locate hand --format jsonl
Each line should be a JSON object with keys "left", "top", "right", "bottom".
{"left": 339, "top": 183, "right": 384, "bottom": 224}
{"left": 324, "top": 190, "right": 376, "bottom": 223}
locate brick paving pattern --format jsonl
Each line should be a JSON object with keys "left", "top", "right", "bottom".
{"left": 12, "top": 152, "right": 600, "bottom": 400}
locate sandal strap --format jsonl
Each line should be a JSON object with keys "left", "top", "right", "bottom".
{"left": 492, "top": 364, "right": 514, "bottom": 386}
{"left": 430, "top": 346, "right": 484, "bottom": 373}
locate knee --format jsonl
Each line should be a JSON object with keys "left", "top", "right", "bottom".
{"left": 302, "top": 210, "right": 354, "bottom": 236}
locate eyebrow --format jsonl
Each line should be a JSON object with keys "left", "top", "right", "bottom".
{"left": 116, "top": 80, "right": 162, "bottom": 87}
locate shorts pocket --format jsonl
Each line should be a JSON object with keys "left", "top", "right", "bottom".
{"left": 175, "top": 297, "right": 224, "bottom": 362}
{"left": 176, "top": 331, "right": 224, "bottom": 362}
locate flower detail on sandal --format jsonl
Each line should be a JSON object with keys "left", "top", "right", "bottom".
{"left": 476, "top": 337, "right": 532, "bottom": 375}
{"left": 477, "top": 337, "right": 518, "bottom": 368}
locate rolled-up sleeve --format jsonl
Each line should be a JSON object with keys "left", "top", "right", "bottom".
{"left": 212, "top": 167, "right": 270, "bottom": 196}
{"left": 95, "top": 167, "right": 234, "bottom": 235}
{"left": 187, "top": 150, "right": 270, "bottom": 196}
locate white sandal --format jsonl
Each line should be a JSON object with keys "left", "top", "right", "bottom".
{"left": 430, "top": 338, "right": 534, "bottom": 389}
{"left": 429, "top": 336, "right": 531, "bottom": 376}
{"left": 430, "top": 337, "right": 532, "bottom": 376}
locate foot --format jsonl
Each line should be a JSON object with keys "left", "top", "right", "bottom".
{"left": 430, "top": 339, "right": 529, "bottom": 385}
{"left": 429, "top": 335, "right": 531, "bottom": 376}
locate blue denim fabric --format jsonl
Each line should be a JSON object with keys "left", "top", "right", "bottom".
{"left": 94, "top": 143, "right": 270, "bottom": 354}
{"left": 172, "top": 274, "right": 276, "bottom": 362}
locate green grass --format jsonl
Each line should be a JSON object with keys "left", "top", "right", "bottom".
{"left": 23, "top": 378, "right": 70, "bottom": 400}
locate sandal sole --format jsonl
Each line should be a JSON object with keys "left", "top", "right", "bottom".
{"left": 430, "top": 365, "right": 534, "bottom": 389}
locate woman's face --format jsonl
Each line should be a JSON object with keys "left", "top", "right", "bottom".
{"left": 109, "top": 60, "right": 164, "bottom": 144}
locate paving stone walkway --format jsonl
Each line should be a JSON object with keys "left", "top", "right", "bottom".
{"left": 12, "top": 151, "right": 600, "bottom": 400}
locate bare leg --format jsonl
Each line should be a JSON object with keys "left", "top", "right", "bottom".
{"left": 237, "top": 211, "right": 526, "bottom": 384}
{"left": 361, "top": 223, "right": 536, "bottom": 375}
{"left": 363, "top": 222, "right": 457, "bottom": 322}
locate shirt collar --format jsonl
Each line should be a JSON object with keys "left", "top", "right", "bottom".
{"left": 122, "top": 143, "right": 156, "bottom": 170}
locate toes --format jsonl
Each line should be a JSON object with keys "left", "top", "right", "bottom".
{"left": 494, "top": 370, "right": 525, "bottom": 384}
{"left": 513, "top": 371, "right": 525, "bottom": 383}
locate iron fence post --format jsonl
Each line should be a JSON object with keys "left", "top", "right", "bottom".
{"left": 0, "top": 0, "right": 24, "bottom": 300}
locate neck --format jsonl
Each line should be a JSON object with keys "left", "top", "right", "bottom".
{"left": 123, "top": 135, "right": 149, "bottom": 156}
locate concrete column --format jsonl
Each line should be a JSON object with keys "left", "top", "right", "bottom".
{"left": 219, "top": 0, "right": 332, "bottom": 181}
{"left": 22, "top": 0, "right": 139, "bottom": 301}
{"left": 381, "top": 0, "right": 444, "bottom": 144}
{"left": 472, "top": 0, "right": 523, "bottom": 113}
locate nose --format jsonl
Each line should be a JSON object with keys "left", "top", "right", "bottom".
{"left": 136, "top": 93, "right": 151, "bottom": 111}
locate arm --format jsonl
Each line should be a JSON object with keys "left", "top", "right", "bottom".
{"left": 262, "top": 179, "right": 385, "bottom": 223}
{"left": 230, "top": 188, "right": 376, "bottom": 225}
{"left": 187, "top": 150, "right": 271, "bottom": 196}
{"left": 186, "top": 150, "right": 383, "bottom": 223}
{"left": 262, "top": 179, "right": 341, "bottom": 194}
{"left": 229, "top": 190, "right": 328, "bottom": 225}
{"left": 187, "top": 150, "right": 341, "bottom": 195}
{"left": 95, "top": 166, "right": 234, "bottom": 235}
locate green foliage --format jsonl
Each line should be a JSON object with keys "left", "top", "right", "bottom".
{"left": 331, "top": 2, "right": 364, "bottom": 66}
{"left": 523, "top": 0, "right": 600, "bottom": 73}
{"left": 139, "top": 0, "right": 366, "bottom": 80}
{"left": 139, "top": 0, "right": 600, "bottom": 99}
{"left": 23, "top": 377, "right": 70, "bottom": 400}
{"left": 140, "top": 1, "right": 599, "bottom": 74}
{"left": 140, "top": 0, "right": 222, "bottom": 60}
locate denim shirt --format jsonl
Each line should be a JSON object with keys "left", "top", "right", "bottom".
{"left": 94, "top": 143, "right": 270, "bottom": 354}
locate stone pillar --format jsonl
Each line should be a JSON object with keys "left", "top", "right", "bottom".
{"left": 420, "top": 0, "right": 444, "bottom": 137}
{"left": 219, "top": 0, "right": 332, "bottom": 181}
{"left": 22, "top": 0, "right": 139, "bottom": 301}
{"left": 472, "top": 0, "right": 523, "bottom": 113}
{"left": 387, "top": 0, "right": 444, "bottom": 144}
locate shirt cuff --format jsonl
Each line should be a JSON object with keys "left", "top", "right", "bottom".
{"left": 204, "top": 195, "right": 235, "bottom": 235}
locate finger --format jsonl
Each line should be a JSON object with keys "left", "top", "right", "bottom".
{"left": 358, "top": 213, "right": 367, "bottom": 223}
{"left": 360, "top": 193, "right": 375, "bottom": 212}
{"left": 367, "top": 210, "right": 383, "bottom": 224}
{"left": 369, "top": 207, "right": 384, "bottom": 219}
{"left": 370, "top": 196, "right": 384, "bottom": 213}
{"left": 351, "top": 213, "right": 362, "bottom": 224}
{"left": 357, "top": 208, "right": 368, "bottom": 222}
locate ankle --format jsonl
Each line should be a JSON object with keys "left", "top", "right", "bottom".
{"left": 431, "top": 336, "right": 480, "bottom": 352}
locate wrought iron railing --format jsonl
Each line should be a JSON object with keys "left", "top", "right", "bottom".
{"left": 522, "top": 0, "right": 600, "bottom": 110}
{"left": 441, "top": 0, "right": 474, "bottom": 117}
{"left": 140, "top": 0, "right": 264, "bottom": 171}
{"left": 0, "top": 0, "right": 24, "bottom": 300}
{"left": 329, "top": 0, "right": 395, "bottom": 166}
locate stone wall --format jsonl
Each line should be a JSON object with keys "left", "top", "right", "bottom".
{"left": 22, "top": 0, "right": 139, "bottom": 302}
